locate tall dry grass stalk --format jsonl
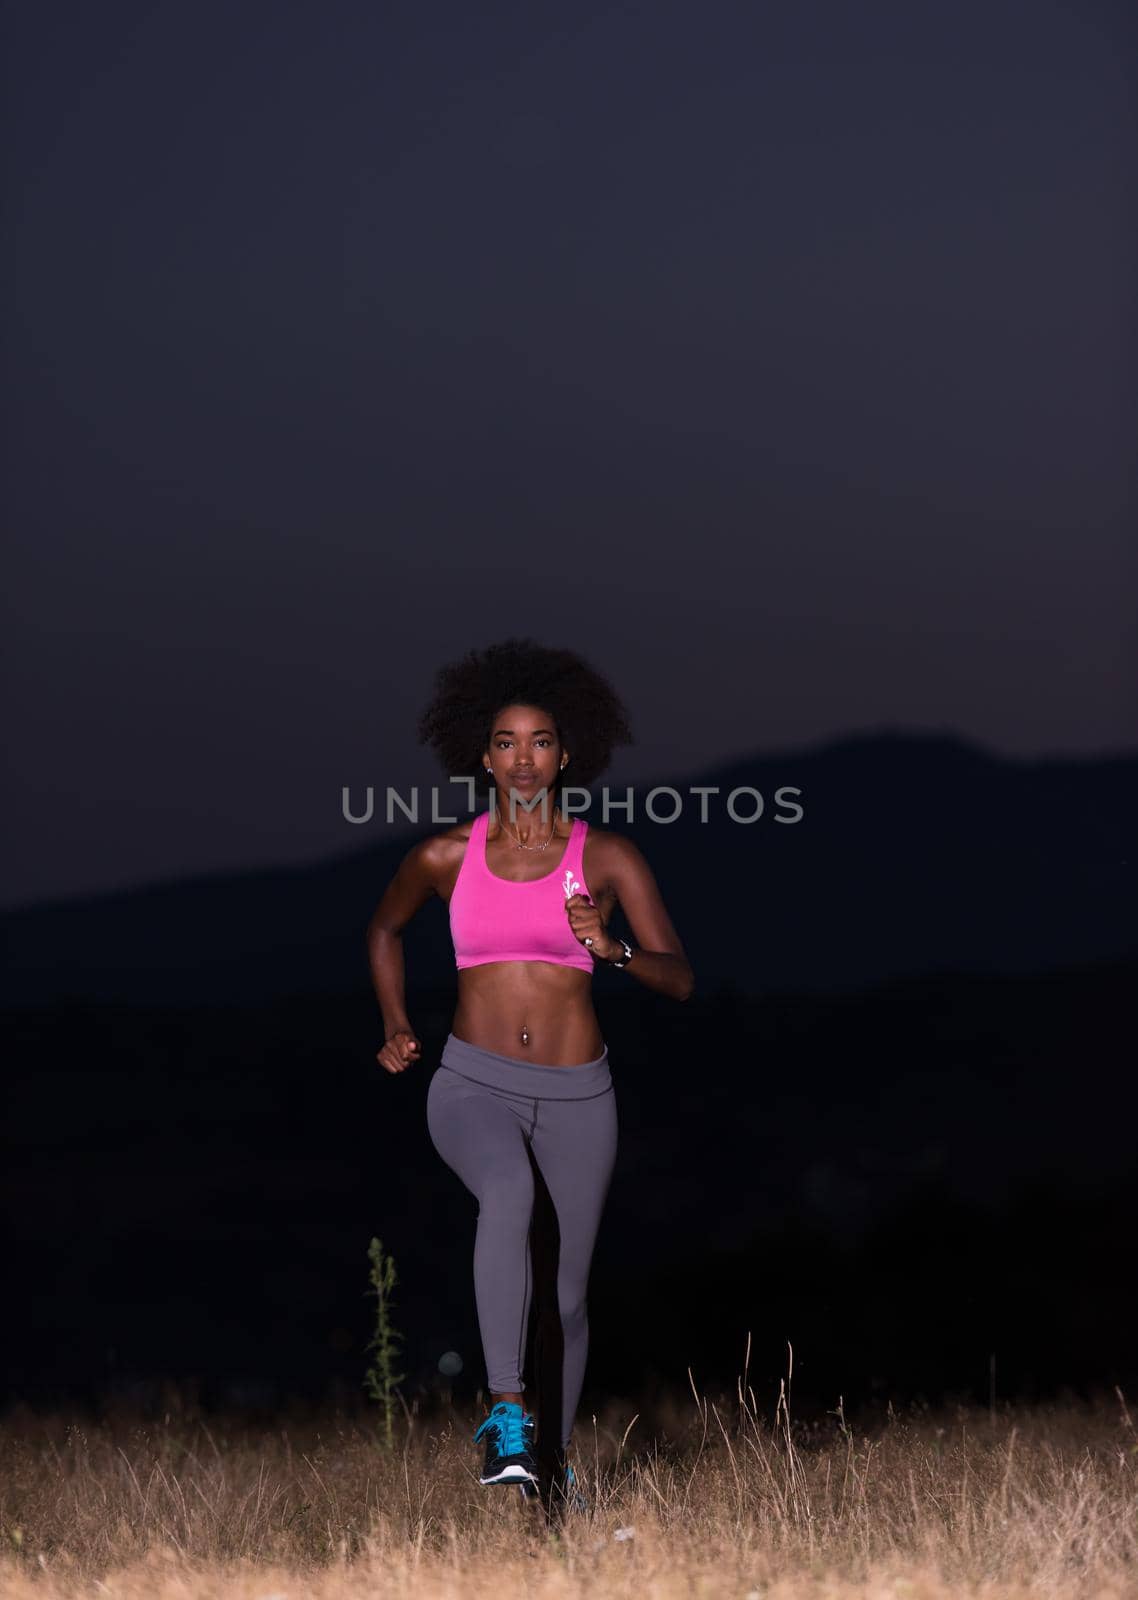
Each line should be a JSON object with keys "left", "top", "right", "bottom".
{"left": 1, "top": 1342, "right": 1135, "bottom": 1598}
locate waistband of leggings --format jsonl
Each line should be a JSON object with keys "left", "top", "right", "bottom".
{"left": 439, "top": 1032, "right": 612, "bottom": 1100}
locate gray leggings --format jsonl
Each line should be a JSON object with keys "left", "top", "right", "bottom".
{"left": 426, "top": 1032, "right": 618, "bottom": 1451}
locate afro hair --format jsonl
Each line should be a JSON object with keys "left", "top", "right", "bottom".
{"left": 416, "top": 636, "right": 634, "bottom": 790}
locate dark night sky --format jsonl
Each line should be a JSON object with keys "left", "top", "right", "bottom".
{"left": 4, "top": 0, "right": 1135, "bottom": 909}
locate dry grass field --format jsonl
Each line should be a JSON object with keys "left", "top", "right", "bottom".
{"left": 2, "top": 1369, "right": 1135, "bottom": 1599}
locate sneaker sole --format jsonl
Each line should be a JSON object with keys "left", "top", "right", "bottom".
{"left": 480, "top": 1464, "right": 539, "bottom": 1485}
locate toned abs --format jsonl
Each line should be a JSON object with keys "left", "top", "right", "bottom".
{"left": 435, "top": 817, "right": 614, "bottom": 1066}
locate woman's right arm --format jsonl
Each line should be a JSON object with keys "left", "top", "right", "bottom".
{"left": 367, "top": 837, "right": 445, "bottom": 1075}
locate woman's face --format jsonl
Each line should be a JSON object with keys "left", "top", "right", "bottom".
{"left": 483, "top": 702, "right": 566, "bottom": 805}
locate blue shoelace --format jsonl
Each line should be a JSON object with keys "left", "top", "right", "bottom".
{"left": 474, "top": 1403, "right": 531, "bottom": 1456}
{"left": 563, "top": 1462, "right": 586, "bottom": 1505}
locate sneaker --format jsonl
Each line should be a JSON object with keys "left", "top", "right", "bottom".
{"left": 473, "top": 1401, "right": 539, "bottom": 1486}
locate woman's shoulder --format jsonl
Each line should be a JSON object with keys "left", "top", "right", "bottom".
{"left": 579, "top": 820, "right": 644, "bottom": 868}
{"left": 403, "top": 818, "right": 478, "bottom": 876}
{"left": 437, "top": 814, "right": 480, "bottom": 841}
{"left": 577, "top": 817, "right": 633, "bottom": 843}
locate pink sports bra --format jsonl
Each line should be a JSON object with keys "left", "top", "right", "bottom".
{"left": 448, "top": 809, "right": 595, "bottom": 973}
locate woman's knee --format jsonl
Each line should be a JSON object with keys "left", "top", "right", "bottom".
{"left": 555, "top": 1262, "right": 591, "bottom": 1325}
{"left": 558, "top": 1288, "right": 589, "bottom": 1341}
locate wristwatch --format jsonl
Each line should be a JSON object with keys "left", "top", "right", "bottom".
{"left": 610, "top": 937, "right": 634, "bottom": 969}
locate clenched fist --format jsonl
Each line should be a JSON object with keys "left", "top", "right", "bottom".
{"left": 565, "top": 893, "right": 620, "bottom": 961}
{"left": 377, "top": 1029, "right": 422, "bottom": 1074}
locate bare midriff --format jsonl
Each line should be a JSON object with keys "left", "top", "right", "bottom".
{"left": 451, "top": 961, "right": 605, "bottom": 1065}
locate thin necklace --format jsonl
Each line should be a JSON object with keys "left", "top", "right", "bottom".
{"left": 497, "top": 803, "right": 559, "bottom": 851}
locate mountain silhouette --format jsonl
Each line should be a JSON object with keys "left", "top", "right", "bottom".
{"left": 3, "top": 730, "right": 1134, "bottom": 1005}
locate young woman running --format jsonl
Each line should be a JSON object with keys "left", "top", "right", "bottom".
{"left": 367, "top": 638, "right": 694, "bottom": 1513}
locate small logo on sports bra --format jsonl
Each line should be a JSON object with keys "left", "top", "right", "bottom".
{"left": 562, "top": 867, "right": 582, "bottom": 899}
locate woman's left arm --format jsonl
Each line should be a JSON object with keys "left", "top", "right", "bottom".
{"left": 576, "top": 834, "right": 694, "bottom": 1000}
